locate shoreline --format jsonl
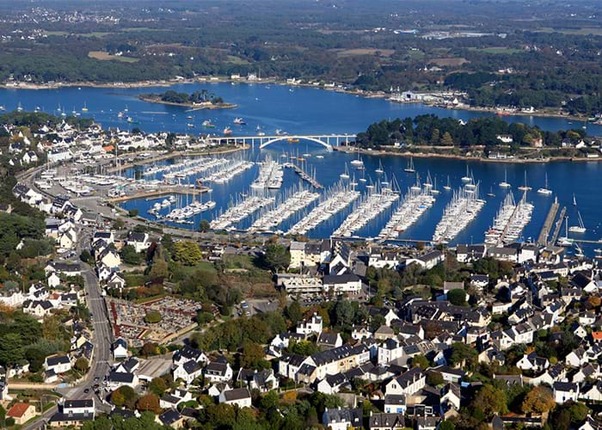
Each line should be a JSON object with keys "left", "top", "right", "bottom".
{"left": 2, "top": 77, "right": 598, "bottom": 124}
{"left": 334, "top": 146, "right": 602, "bottom": 164}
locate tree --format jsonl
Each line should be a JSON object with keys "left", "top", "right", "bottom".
{"left": 144, "top": 310, "right": 162, "bottom": 324}
{"left": 426, "top": 371, "right": 444, "bottom": 386}
{"left": 264, "top": 243, "right": 290, "bottom": 271}
{"left": 411, "top": 354, "right": 429, "bottom": 369}
{"left": 284, "top": 301, "right": 303, "bottom": 325}
{"left": 148, "top": 377, "right": 168, "bottom": 396}
{"left": 449, "top": 342, "right": 477, "bottom": 369}
{"left": 120, "top": 244, "right": 142, "bottom": 265}
{"left": 149, "top": 258, "right": 168, "bottom": 281}
{"left": 198, "top": 219, "right": 210, "bottom": 232}
{"left": 440, "top": 420, "right": 456, "bottom": 430}
{"left": 472, "top": 385, "right": 508, "bottom": 418}
{"left": 521, "top": 386, "right": 555, "bottom": 414}
{"left": 114, "top": 386, "right": 137, "bottom": 409}
{"left": 441, "top": 132, "right": 454, "bottom": 146}
{"left": 110, "top": 389, "right": 126, "bottom": 408}
{"left": 173, "top": 241, "right": 203, "bottom": 266}
{"left": 141, "top": 342, "right": 159, "bottom": 357}
{"left": 447, "top": 288, "right": 467, "bottom": 306}
{"left": 75, "top": 357, "right": 89, "bottom": 372}
{"left": 240, "top": 341, "right": 267, "bottom": 369}
{"left": 136, "top": 394, "right": 161, "bottom": 414}
{"left": 79, "top": 249, "right": 92, "bottom": 264}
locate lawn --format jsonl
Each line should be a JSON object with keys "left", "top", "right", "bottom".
{"left": 88, "top": 51, "right": 139, "bottom": 63}
{"left": 468, "top": 47, "right": 523, "bottom": 55}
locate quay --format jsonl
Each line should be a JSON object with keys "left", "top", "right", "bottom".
{"left": 537, "top": 199, "right": 559, "bottom": 245}
{"left": 283, "top": 162, "right": 323, "bottom": 189}
{"left": 107, "top": 185, "right": 211, "bottom": 203}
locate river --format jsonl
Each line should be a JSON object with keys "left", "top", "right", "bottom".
{"left": 1, "top": 83, "right": 600, "bottom": 255}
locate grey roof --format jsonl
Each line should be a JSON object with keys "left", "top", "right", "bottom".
{"left": 369, "top": 413, "right": 405, "bottom": 429}
{"left": 159, "top": 409, "right": 182, "bottom": 425}
{"left": 46, "top": 355, "right": 70, "bottom": 366}
{"left": 222, "top": 388, "right": 251, "bottom": 401}
{"left": 64, "top": 399, "right": 94, "bottom": 409}
{"left": 323, "top": 407, "right": 362, "bottom": 426}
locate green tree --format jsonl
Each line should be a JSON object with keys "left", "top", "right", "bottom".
{"left": 120, "top": 244, "right": 143, "bottom": 265}
{"left": 144, "top": 310, "right": 162, "bottom": 324}
{"left": 173, "top": 241, "right": 203, "bottom": 266}
{"left": 447, "top": 288, "right": 467, "bottom": 306}
{"left": 449, "top": 342, "right": 477, "bottom": 369}
{"left": 440, "top": 420, "right": 456, "bottom": 430}
{"left": 472, "top": 385, "right": 508, "bottom": 418}
{"left": 149, "top": 258, "right": 168, "bottom": 281}
{"left": 264, "top": 243, "right": 290, "bottom": 271}
{"left": 74, "top": 357, "right": 89, "bottom": 372}
{"left": 411, "top": 354, "right": 430, "bottom": 369}
{"left": 198, "top": 219, "right": 210, "bottom": 232}
{"left": 79, "top": 249, "right": 92, "bottom": 264}
{"left": 521, "top": 386, "right": 556, "bottom": 414}
{"left": 148, "top": 377, "right": 168, "bottom": 396}
{"left": 284, "top": 301, "right": 303, "bottom": 325}
{"left": 240, "top": 341, "right": 267, "bottom": 369}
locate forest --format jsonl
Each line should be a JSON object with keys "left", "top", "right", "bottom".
{"left": 355, "top": 115, "right": 588, "bottom": 148}
{"left": 0, "top": 0, "right": 600, "bottom": 115}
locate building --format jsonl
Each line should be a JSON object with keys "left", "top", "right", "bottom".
{"left": 7, "top": 403, "right": 36, "bottom": 425}
{"left": 218, "top": 388, "right": 252, "bottom": 408}
{"left": 322, "top": 407, "right": 363, "bottom": 430}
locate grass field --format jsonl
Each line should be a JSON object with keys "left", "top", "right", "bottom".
{"left": 536, "top": 27, "right": 602, "bottom": 36}
{"left": 469, "top": 47, "right": 523, "bottom": 54}
{"left": 88, "top": 51, "right": 139, "bottom": 63}
{"left": 334, "top": 48, "right": 395, "bottom": 58}
{"left": 45, "top": 31, "right": 110, "bottom": 38}
{"left": 430, "top": 57, "right": 469, "bottom": 66}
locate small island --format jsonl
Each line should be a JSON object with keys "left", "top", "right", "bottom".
{"left": 138, "top": 89, "right": 237, "bottom": 109}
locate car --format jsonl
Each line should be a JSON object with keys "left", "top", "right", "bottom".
{"left": 94, "top": 376, "right": 100, "bottom": 382}
{"left": 84, "top": 388, "right": 90, "bottom": 393}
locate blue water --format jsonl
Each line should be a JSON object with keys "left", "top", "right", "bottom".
{"left": 1, "top": 83, "right": 600, "bottom": 254}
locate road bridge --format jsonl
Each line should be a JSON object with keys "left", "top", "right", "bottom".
{"left": 204, "top": 134, "right": 355, "bottom": 151}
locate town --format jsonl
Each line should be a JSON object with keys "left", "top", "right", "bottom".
{"left": 0, "top": 113, "right": 599, "bottom": 430}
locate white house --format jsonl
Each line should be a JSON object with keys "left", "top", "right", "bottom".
{"left": 554, "top": 382, "right": 579, "bottom": 404}
{"left": 385, "top": 368, "right": 426, "bottom": 396}
{"left": 218, "top": 388, "right": 252, "bottom": 408}
{"left": 112, "top": 338, "right": 129, "bottom": 360}
{"left": 44, "top": 355, "right": 72, "bottom": 374}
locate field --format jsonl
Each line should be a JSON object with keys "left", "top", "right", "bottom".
{"left": 334, "top": 48, "right": 395, "bottom": 58}
{"left": 88, "top": 51, "right": 139, "bottom": 63}
{"left": 468, "top": 47, "right": 523, "bottom": 55}
{"left": 429, "top": 57, "right": 469, "bottom": 66}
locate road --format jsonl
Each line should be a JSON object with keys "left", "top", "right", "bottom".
{"left": 22, "top": 229, "right": 114, "bottom": 430}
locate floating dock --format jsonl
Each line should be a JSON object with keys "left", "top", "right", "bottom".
{"left": 537, "top": 199, "right": 559, "bottom": 245}
{"left": 283, "top": 163, "right": 323, "bottom": 189}
{"left": 108, "top": 186, "right": 211, "bottom": 203}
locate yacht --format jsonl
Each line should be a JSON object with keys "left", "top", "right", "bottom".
{"left": 375, "top": 160, "right": 384, "bottom": 174}
{"left": 223, "top": 127, "right": 233, "bottom": 136}
{"left": 499, "top": 168, "right": 511, "bottom": 189}
{"left": 443, "top": 176, "right": 452, "bottom": 191}
{"left": 17, "top": 102, "right": 23, "bottom": 113}
{"left": 350, "top": 148, "right": 364, "bottom": 168}
{"left": 340, "top": 163, "right": 350, "bottom": 179}
{"left": 517, "top": 171, "right": 531, "bottom": 191}
{"left": 81, "top": 102, "right": 88, "bottom": 112}
{"left": 202, "top": 120, "right": 216, "bottom": 128}
{"left": 233, "top": 117, "right": 246, "bottom": 125}
{"left": 461, "top": 165, "right": 471, "bottom": 183}
{"left": 569, "top": 210, "right": 587, "bottom": 233}
{"left": 536, "top": 173, "right": 552, "bottom": 195}
{"left": 404, "top": 157, "right": 415, "bottom": 173}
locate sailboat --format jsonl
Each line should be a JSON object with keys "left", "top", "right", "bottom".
{"left": 569, "top": 211, "right": 587, "bottom": 233}
{"left": 517, "top": 171, "right": 531, "bottom": 191}
{"left": 350, "top": 147, "right": 364, "bottom": 168}
{"left": 81, "top": 102, "right": 88, "bottom": 112}
{"left": 359, "top": 168, "right": 367, "bottom": 183}
{"left": 499, "top": 168, "right": 511, "bottom": 188}
{"left": 461, "top": 165, "right": 471, "bottom": 183}
{"left": 487, "top": 186, "right": 496, "bottom": 197}
{"left": 340, "top": 163, "right": 350, "bottom": 179}
{"left": 572, "top": 193, "right": 577, "bottom": 206}
{"left": 443, "top": 176, "right": 451, "bottom": 191}
{"left": 404, "top": 157, "right": 415, "bottom": 173}
{"left": 375, "top": 160, "right": 384, "bottom": 174}
{"left": 431, "top": 177, "right": 441, "bottom": 195}
{"left": 536, "top": 173, "right": 552, "bottom": 195}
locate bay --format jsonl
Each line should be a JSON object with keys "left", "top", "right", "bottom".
{"left": 1, "top": 83, "right": 600, "bottom": 255}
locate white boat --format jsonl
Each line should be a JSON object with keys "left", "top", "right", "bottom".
{"left": 517, "top": 171, "right": 531, "bottom": 191}
{"left": 81, "top": 102, "right": 88, "bottom": 112}
{"left": 375, "top": 160, "right": 384, "bottom": 174}
{"left": 569, "top": 211, "right": 587, "bottom": 233}
{"left": 461, "top": 165, "right": 471, "bottom": 183}
{"left": 315, "top": 155, "right": 324, "bottom": 159}
{"left": 536, "top": 173, "right": 552, "bottom": 195}
{"left": 340, "top": 163, "right": 350, "bottom": 179}
{"left": 223, "top": 127, "right": 232, "bottom": 136}
{"left": 17, "top": 102, "right": 23, "bottom": 112}
{"left": 558, "top": 216, "right": 573, "bottom": 246}
{"left": 572, "top": 193, "right": 577, "bottom": 206}
{"left": 202, "top": 120, "right": 216, "bottom": 128}
{"left": 404, "top": 157, "right": 415, "bottom": 173}
{"left": 233, "top": 117, "right": 246, "bottom": 125}
{"left": 499, "top": 168, "right": 511, "bottom": 188}
{"left": 443, "top": 176, "right": 451, "bottom": 191}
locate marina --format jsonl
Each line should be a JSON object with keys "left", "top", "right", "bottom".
{"left": 378, "top": 188, "right": 436, "bottom": 241}
{"left": 433, "top": 184, "right": 486, "bottom": 244}
{"left": 249, "top": 188, "right": 320, "bottom": 233}
{"left": 484, "top": 191, "right": 534, "bottom": 246}
{"left": 210, "top": 195, "right": 275, "bottom": 231}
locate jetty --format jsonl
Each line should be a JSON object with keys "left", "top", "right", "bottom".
{"left": 537, "top": 199, "right": 560, "bottom": 245}
{"left": 550, "top": 206, "right": 567, "bottom": 245}
{"left": 108, "top": 186, "right": 210, "bottom": 203}
{"left": 283, "top": 163, "right": 323, "bottom": 189}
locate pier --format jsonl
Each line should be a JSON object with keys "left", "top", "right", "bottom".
{"left": 537, "top": 200, "right": 559, "bottom": 245}
{"left": 283, "top": 163, "right": 323, "bottom": 189}
{"left": 550, "top": 206, "right": 567, "bottom": 245}
{"left": 107, "top": 186, "right": 210, "bottom": 203}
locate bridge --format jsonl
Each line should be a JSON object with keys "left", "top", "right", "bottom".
{"left": 204, "top": 134, "right": 354, "bottom": 151}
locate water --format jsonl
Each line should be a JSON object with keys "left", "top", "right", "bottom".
{"left": 1, "top": 83, "right": 600, "bottom": 254}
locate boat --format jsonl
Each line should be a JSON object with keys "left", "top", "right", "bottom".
{"left": 81, "top": 102, "right": 88, "bottom": 112}
{"left": 17, "top": 102, "right": 23, "bottom": 113}
{"left": 517, "top": 171, "right": 531, "bottom": 191}
{"left": 461, "top": 165, "right": 471, "bottom": 183}
{"left": 536, "top": 173, "right": 552, "bottom": 195}
{"left": 340, "top": 163, "right": 350, "bottom": 179}
{"left": 569, "top": 210, "right": 587, "bottom": 233}
{"left": 443, "top": 176, "right": 451, "bottom": 191}
{"left": 233, "top": 117, "right": 246, "bottom": 125}
{"left": 202, "top": 120, "right": 216, "bottom": 128}
{"left": 499, "top": 168, "right": 511, "bottom": 189}
{"left": 187, "top": 123, "right": 195, "bottom": 128}
{"left": 287, "top": 137, "right": 300, "bottom": 143}
{"left": 572, "top": 193, "right": 577, "bottom": 206}
{"left": 558, "top": 216, "right": 574, "bottom": 246}
{"left": 223, "top": 127, "right": 233, "bottom": 136}
{"left": 275, "top": 129, "right": 287, "bottom": 136}
{"left": 315, "top": 155, "right": 324, "bottom": 159}
{"left": 375, "top": 160, "right": 384, "bottom": 174}
{"left": 117, "top": 111, "right": 124, "bottom": 119}
{"left": 404, "top": 157, "right": 415, "bottom": 173}
{"left": 431, "top": 177, "right": 441, "bottom": 195}
{"left": 487, "top": 186, "right": 495, "bottom": 197}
